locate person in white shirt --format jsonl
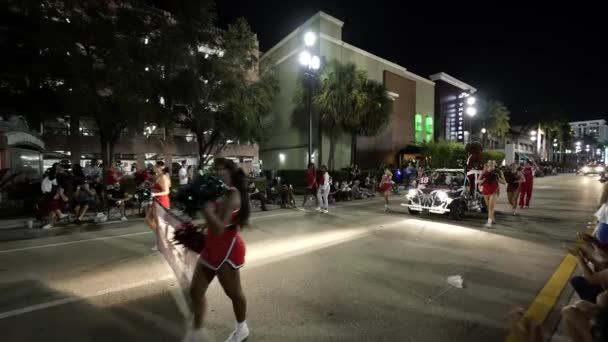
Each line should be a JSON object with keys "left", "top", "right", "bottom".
{"left": 316, "top": 165, "right": 330, "bottom": 214}
{"left": 178, "top": 160, "right": 188, "bottom": 187}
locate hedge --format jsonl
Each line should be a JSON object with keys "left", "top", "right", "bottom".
{"left": 422, "top": 141, "right": 506, "bottom": 169}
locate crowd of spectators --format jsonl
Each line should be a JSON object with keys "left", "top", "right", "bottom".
{"left": 37, "top": 160, "right": 140, "bottom": 229}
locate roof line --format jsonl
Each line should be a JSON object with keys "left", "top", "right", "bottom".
{"left": 261, "top": 11, "right": 342, "bottom": 61}
{"left": 320, "top": 34, "right": 434, "bottom": 86}
{"left": 429, "top": 72, "right": 476, "bottom": 92}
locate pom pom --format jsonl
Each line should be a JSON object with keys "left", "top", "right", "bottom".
{"left": 177, "top": 174, "right": 229, "bottom": 216}
{"left": 173, "top": 221, "right": 207, "bottom": 253}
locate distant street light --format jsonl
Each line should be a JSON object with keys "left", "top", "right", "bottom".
{"left": 299, "top": 31, "right": 320, "bottom": 164}
{"left": 466, "top": 97, "right": 476, "bottom": 105}
{"left": 465, "top": 107, "right": 477, "bottom": 116}
{"left": 481, "top": 128, "right": 487, "bottom": 134}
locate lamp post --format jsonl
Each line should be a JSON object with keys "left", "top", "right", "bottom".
{"left": 465, "top": 96, "right": 477, "bottom": 144}
{"left": 299, "top": 32, "right": 320, "bottom": 165}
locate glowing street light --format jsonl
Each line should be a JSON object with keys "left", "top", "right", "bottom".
{"left": 466, "top": 96, "right": 476, "bottom": 106}
{"left": 481, "top": 128, "right": 487, "bottom": 134}
{"left": 304, "top": 31, "right": 316, "bottom": 47}
{"left": 300, "top": 32, "right": 320, "bottom": 165}
{"left": 465, "top": 107, "right": 477, "bottom": 116}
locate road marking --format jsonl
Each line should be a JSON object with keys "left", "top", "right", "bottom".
{"left": 505, "top": 254, "right": 578, "bottom": 342}
{"left": 0, "top": 275, "right": 173, "bottom": 320}
{"left": 0, "top": 231, "right": 151, "bottom": 254}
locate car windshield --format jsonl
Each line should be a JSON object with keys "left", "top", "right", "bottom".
{"left": 420, "top": 170, "right": 465, "bottom": 186}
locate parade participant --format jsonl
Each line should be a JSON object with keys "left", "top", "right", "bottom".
{"left": 480, "top": 161, "right": 506, "bottom": 228}
{"left": 145, "top": 161, "right": 171, "bottom": 250}
{"left": 302, "top": 163, "right": 318, "bottom": 208}
{"left": 519, "top": 160, "right": 535, "bottom": 209}
{"left": 505, "top": 163, "right": 525, "bottom": 215}
{"left": 379, "top": 168, "right": 393, "bottom": 212}
{"left": 183, "top": 158, "right": 250, "bottom": 342}
{"left": 316, "top": 165, "right": 330, "bottom": 214}
{"left": 151, "top": 161, "right": 171, "bottom": 209}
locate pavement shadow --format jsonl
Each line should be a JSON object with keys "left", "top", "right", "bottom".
{"left": 0, "top": 278, "right": 186, "bottom": 342}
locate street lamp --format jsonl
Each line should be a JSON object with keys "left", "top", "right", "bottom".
{"left": 465, "top": 107, "right": 477, "bottom": 116}
{"left": 466, "top": 96, "right": 476, "bottom": 106}
{"left": 299, "top": 31, "right": 320, "bottom": 165}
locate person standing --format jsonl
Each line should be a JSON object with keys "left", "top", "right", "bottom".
{"left": 146, "top": 161, "right": 171, "bottom": 250}
{"left": 379, "top": 169, "right": 393, "bottom": 212}
{"left": 178, "top": 160, "right": 188, "bottom": 188}
{"left": 505, "top": 163, "right": 525, "bottom": 215}
{"left": 184, "top": 158, "right": 250, "bottom": 342}
{"left": 480, "top": 161, "right": 506, "bottom": 228}
{"left": 519, "top": 160, "right": 535, "bottom": 209}
{"left": 186, "top": 165, "right": 194, "bottom": 184}
{"left": 302, "top": 163, "right": 318, "bottom": 208}
{"left": 316, "top": 165, "right": 330, "bottom": 214}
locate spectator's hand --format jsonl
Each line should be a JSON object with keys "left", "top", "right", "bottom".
{"left": 508, "top": 308, "right": 543, "bottom": 342}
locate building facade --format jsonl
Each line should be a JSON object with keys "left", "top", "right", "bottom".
{"left": 569, "top": 119, "right": 608, "bottom": 142}
{"left": 259, "top": 12, "right": 435, "bottom": 170}
{"left": 40, "top": 117, "right": 260, "bottom": 174}
{"left": 429, "top": 73, "right": 477, "bottom": 144}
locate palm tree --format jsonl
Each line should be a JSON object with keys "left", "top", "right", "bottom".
{"left": 342, "top": 78, "right": 392, "bottom": 164}
{"left": 482, "top": 100, "right": 511, "bottom": 149}
{"left": 314, "top": 60, "right": 366, "bottom": 170}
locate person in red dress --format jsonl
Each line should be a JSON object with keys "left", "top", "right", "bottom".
{"left": 479, "top": 161, "right": 506, "bottom": 228}
{"left": 301, "top": 162, "right": 318, "bottom": 208}
{"left": 379, "top": 168, "right": 393, "bottom": 212}
{"left": 184, "top": 158, "right": 250, "bottom": 342}
{"left": 151, "top": 161, "right": 171, "bottom": 209}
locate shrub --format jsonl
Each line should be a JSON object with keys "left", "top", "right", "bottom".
{"left": 422, "top": 140, "right": 467, "bottom": 169}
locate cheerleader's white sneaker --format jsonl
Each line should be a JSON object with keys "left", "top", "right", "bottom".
{"left": 226, "top": 321, "right": 249, "bottom": 342}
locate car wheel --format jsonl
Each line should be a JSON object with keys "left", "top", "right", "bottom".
{"left": 450, "top": 201, "right": 465, "bottom": 220}
{"left": 408, "top": 208, "right": 420, "bottom": 215}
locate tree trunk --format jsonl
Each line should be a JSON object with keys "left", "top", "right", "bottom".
{"left": 350, "top": 133, "right": 357, "bottom": 165}
{"left": 328, "top": 129, "right": 336, "bottom": 171}
{"left": 100, "top": 134, "right": 109, "bottom": 167}
{"left": 196, "top": 132, "right": 205, "bottom": 169}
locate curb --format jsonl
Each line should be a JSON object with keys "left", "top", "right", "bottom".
{"left": 0, "top": 218, "right": 144, "bottom": 242}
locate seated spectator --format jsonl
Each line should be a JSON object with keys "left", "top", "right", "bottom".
{"left": 90, "top": 175, "right": 105, "bottom": 199}
{"left": 72, "top": 164, "right": 85, "bottom": 187}
{"left": 40, "top": 171, "right": 68, "bottom": 229}
{"left": 338, "top": 181, "right": 352, "bottom": 201}
{"left": 567, "top": 245, "right": 608, "bottom": 303}
{"left": 106, "top": 164, "right": 122, "bottom": 190}
{"left": 74, "top": 182, "right": 97, "bottom": 224}
{"left": 248, "top": 180, "right": 268, "bottom": 211}
{"left": 328, "top": 181, "right": 338, "bottom": 204}
{"left": 107, "top": 181, "right": 132, "bottom": 221}
{"left": 352, "top": 180, "right": 369, "bottom": 200}
{"left": 280, "top": 181, "right": 296, "bottom": 209}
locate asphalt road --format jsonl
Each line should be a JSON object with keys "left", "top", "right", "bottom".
{"left": 0, "top": 174, "right": 601, "bottom": 342}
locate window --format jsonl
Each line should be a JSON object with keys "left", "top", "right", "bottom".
{"left": 415, "top": 114, "right": 423, "bottom": 143}
{"left": 425, "top": 116, "right": 433, "bottom": 142}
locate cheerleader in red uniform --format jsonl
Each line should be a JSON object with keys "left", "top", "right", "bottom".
{"left": 184, "top": 158, "right": 250, "bottom": 342}
{"left": 379, "top": 168, "right": 393, "bottom": 212}
{"left": 479, "top": 160, "right": 506, "bottom": 228}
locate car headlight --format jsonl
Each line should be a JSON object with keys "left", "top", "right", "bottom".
{"left": 582, "top": 166, "right": 590, "bottom": 172}
{"left": 436, "top": 191, "right": 448, "bottom": 202}
{"left": 596, "top": 167, "right": 604, "bottom": 172}
{"left": 407, "top": 189, "right": 418, "bottom": 198}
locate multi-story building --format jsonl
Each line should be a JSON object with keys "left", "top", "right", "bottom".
{"left": 40, "top": 117, "right": 260, "bottom": 174}
{"left": 429, "top": 72, "right": 478, "bottom": 144}
{"left": 569, "top": 119, "right": 608, "bottom": 142}
{"left": 259, "top": 11, "right": 435, "bottom": 170}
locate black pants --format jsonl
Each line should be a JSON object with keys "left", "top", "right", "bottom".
{"left": 570, "top": 276, "right": 604, "bottom": 303}
{"left": 250, "top": 192, "right": 267, "bottom": 211}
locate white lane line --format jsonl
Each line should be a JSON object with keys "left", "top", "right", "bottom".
{"left": 0, "top": 231, "right": 151, "bottom": 254}
{"left": 0, "top": 275, "right": 172, "bottom": 320}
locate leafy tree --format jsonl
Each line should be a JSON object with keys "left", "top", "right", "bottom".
{"left": 344, "top": 78, "right": 392, "bottom": 165}
{"left": 480, "top": 100, "right": 511, "bottom": 149}
{"left": 167, "top": 17, "right": 279, "bottom": 166}
{"left": 313, "top": 61, "right": 366, "bottom": 170}
{"left": 32, "top": 0, "right": 162, "bottom": 166}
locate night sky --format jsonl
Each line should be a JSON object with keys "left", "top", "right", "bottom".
{"left": 216, "top": 1, "right": 606, "bottom": 124}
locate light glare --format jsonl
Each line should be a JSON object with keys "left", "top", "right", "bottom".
{"left": 304, "top": 31, "right": 316, "bottom": 46}
{"left": 299, "top": 51, "right": 311, "bottom": 67}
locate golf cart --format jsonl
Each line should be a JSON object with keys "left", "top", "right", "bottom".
{"left": 401, "top": 168, "right": 485, "bottom": 220}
